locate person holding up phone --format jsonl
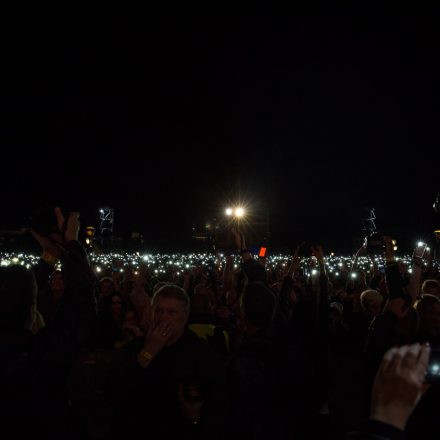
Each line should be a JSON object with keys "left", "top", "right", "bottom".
{"left": 231, "top": 228, "right": 267, "bottom": 284}
{"left": 1, "top": 207, "right": 97, "bottom": 438}
{"left": 349, "top": 343, "right": 430, "bottom": 439}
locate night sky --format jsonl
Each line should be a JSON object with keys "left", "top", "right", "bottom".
{"left": 2, "top": 11, "right": 439, "bottom": 252}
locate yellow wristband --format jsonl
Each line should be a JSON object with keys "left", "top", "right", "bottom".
{"left": 42, "top": 252, "right": 59, "bottom": 266}
{"left": 140, "top": 349, "right": 154, "bottom": 361}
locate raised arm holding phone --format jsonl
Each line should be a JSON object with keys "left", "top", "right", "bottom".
{"left": 1, "top": 206, "right": 97, "bottom": 438}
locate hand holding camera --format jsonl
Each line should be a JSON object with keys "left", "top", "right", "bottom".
{"left": 412, "top": 242, "right": 428, "bottom": 266}
{"left": 370, "top": 343, "right": 430, "bottom": 430}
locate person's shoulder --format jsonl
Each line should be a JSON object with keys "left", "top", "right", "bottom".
{"left": 183, "top": 327, "right": 224, "bottom": 364}
{"left": 184, "top": 326, "right": 210, "bottom": 349}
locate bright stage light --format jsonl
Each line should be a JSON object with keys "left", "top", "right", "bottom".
{"left": 225, "top": 208, "right": 233, "bottom": 216}
{"left": 235, "top": 207, "right": 245, "bottom": 218}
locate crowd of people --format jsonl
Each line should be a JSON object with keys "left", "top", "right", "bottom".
{"left": 1, "top": 208, "right": 439, "bottom": 439}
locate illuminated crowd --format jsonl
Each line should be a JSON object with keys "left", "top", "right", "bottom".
{"left": 2, "top": 234, "right": 439, "bottom": 439}
{"left": 0, "top": 250, "right": 420, "bottom": 278}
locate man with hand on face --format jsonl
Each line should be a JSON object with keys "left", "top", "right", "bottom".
{"left": 108, "top": 285, "right": 228, "bottom": 439}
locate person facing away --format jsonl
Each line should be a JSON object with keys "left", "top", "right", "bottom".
{"left": 227, "top": 281, "right": 309, "bottom": 440}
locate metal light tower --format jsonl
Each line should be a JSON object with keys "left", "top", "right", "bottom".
{"left": 362, "top": 208, "right": 377, "bottom": 237}
{"left": 99, "top": 207, "right": 114, "bottom": 238}
{"left": 433, "top": 194, "right": 440, "bottom": 267}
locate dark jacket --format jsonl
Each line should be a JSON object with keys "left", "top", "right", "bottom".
{"left": 348, "top": 420, "right": 404, "bottom": 440}
{"left": 227, "top": 326, "right": 309, "bottom": 440}
{"left": 0, "top": 241, "right": 97, "bottom": 439}
{"left": 108, "top": 327, "right": 228, "bottom": 439}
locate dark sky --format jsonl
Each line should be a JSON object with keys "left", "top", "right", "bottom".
{"left": 1, "top": 11, "right": 439, "bottom": 252}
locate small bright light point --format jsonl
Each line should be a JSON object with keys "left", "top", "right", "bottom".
{"left": 427, "top": 247, "right": 431, "bottom": 252}
{"left": 311, "top": 269, "right": 318, "bottom": 276}
{"left": 100, "top": 209, "right": 104, "bottom": 214}
{"left": 418, "top": 241, "right": 425, "bottom": 247}
{"left": 225, "top": 208, "right": 233, "bottom": 216}
{"left": 393, "top": 246, "right": 398, "bottom": 251}
{"left": 431, "top": 364, "right": 440, "bottom": 374}
{"left": 351, "top": 272, "right": 357, "bottom": 279}
{"left": 120, "top": 268, "right": 124, "bottom": 273}
{"left": 96, "top": 266, "right": 102, "bottom": 273}
{"left": 235, "top": 207, "right": 245, "bottom": 218}
{"left": 335, "top": 272, "right": 339, "bottom": 276}
{"left": 12, "top": 257, "right": 19, "bottom": 263}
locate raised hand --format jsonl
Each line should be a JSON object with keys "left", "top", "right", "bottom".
{"left": 225, "top": 255, "right": 234, "bottom": 268}
{"left": 356, "top": 244, "right": 368, "bottom": 257}
{"left": 64, "top": 210, "right": 80, "bottom": 243}
{"left": 134, "top": 264, "right": 149, "bottom": 288}
{"left": 370, "top": 343, "right": 430, "bottom": 430}
{"left": 287, "top": 245, "right": 301, "bottom": 276}
{"left": 310, "top": 244, "right": 324, "bottom": 262}
{"left": 232, "top": 227, "right": 251, "bottom": 260}
{"left": 32, "top": 207, "right": 80, "bottom": 260}
{"left": 231, "top": 227, "right": 243, "bottom": 250}
{"left": 383, "top": 236, "right": 396, "bottom": 262}
{"left": 142, "top": 319, "right": 175, "bottom": 358}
